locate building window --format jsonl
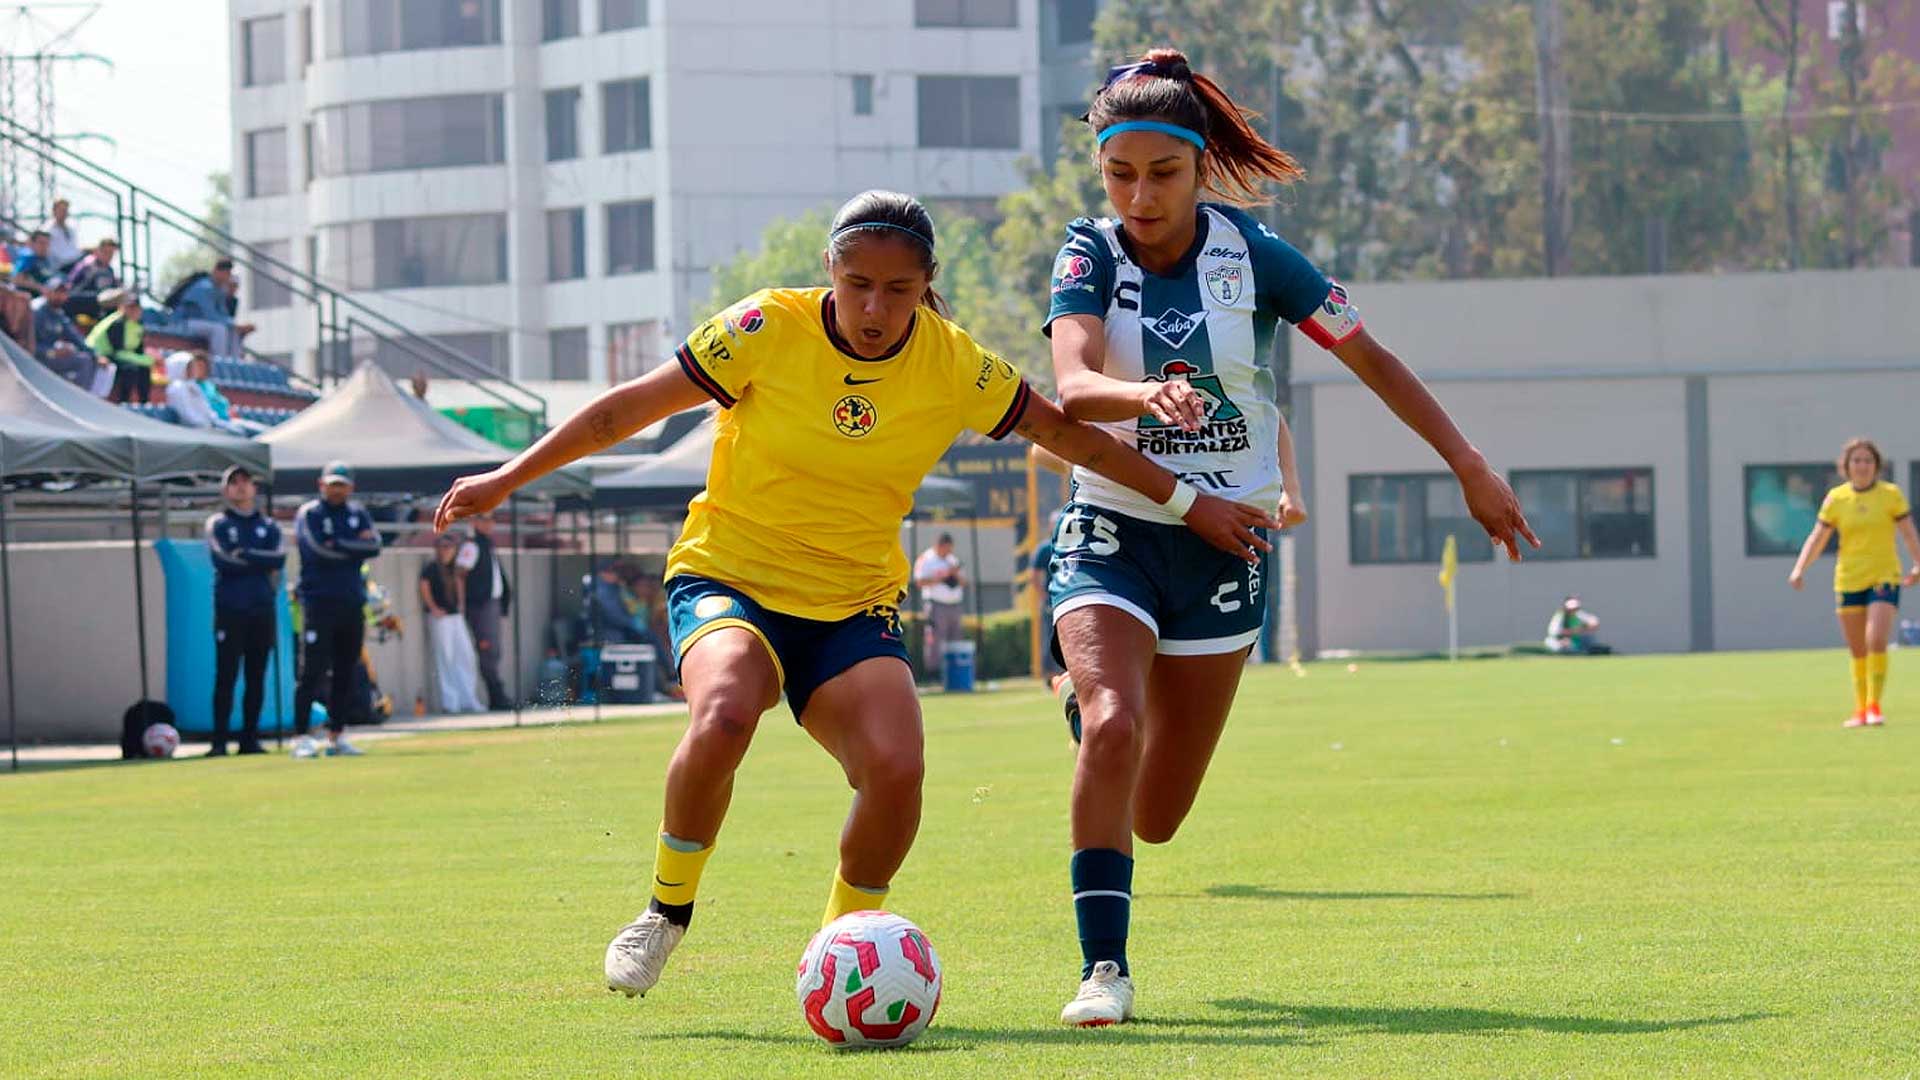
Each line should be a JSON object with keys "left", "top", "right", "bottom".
{"left": 245, "top": 128, "right": 289, "bottom": 198}
{"left": 1055, "top": 0, "right": 1097, "bottom": 44}
{"left": 607, "top": 320, "right": 663, "bottom": 382}
{"left": 373, "top": 332, "right": 509, "bottom": 377}
{"left": 550, "top": 327, "right": 589, "bottom": 381}
{"left": 299, "top": 6, "right": 313, "bottom": 67}
{"left": 1349, "top": 473, "right": 1497, "bottom": 565}
{"left": 1509, "top": 468, "right": 1656, "bottom": 560}
{"left": 323, "top": 0, "right": 501, "bottom": 58}
{"left": 917, "top": 75, "right": 1020, "bottom": 149}
{"left": 542, "top": 0, "right": 580, "bottom": 41}
{"left": 547, "top": 208, "right": 585, "bottom": 281}
{"left": 602, "top": 78, "right": 651, "bottom": 154}
{"left": 915, "top": 0, "right": 1018, "bottom": 28}
{"left": 318, "top": 213, "right": 508, "bottom": 291}
{"left": 311, "top": 94, "right": 506, "bottom": 177}
{"left": 545, "top": 88, "right": 581, "bottom": 161}
{"left": 1745, "top": 464, "right": 1836, "bottom": 556}
{"left": 600, "top": 0, "right": 647, "bottom": 31}
{"left": 249, "top": 240, "right": 294, "bottom": 310}
{"left": 605, "top": 200, "right": 655, "bottom": 275}
{"left": 242, "top": 16, "right": 286, "bottom": 87}
{"left": 852, "top": 74, "right": 874, "bottom": 116}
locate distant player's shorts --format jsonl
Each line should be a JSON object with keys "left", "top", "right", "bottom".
{"left": 1045, "top": 501, "right": 1266, "bottom": 660}
{"left": 666, "top": 575, "right": 909, "bottom": 720}
{"left": 1837, "top": 583, "right": 1900, "bottom": 609}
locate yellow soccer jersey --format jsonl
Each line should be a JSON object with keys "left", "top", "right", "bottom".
{"left": 1818, "top": 480, "right": 1911, "bottom": 594}
{"left": 666, "top": 287, "right": 1032, "bottom": 620}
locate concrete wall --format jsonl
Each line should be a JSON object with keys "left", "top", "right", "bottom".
{"left": 1707, "top": 371, "right": 1920, "bottom": 651}
{"left": 0, "top": 542, "right": 169, "bottom": 744}
{"left": 1307, "top": 377, "right": 1693, "bottom": 655}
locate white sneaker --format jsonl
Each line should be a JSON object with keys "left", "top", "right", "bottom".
{"left": 605, "top": 910, "right": 686, "bottom": 997}
{"left": 1060, "top": 960, "right": 1134, "bottom": 1026}
{"left": 325, "top": 735, "right": 364, "bottom": 757}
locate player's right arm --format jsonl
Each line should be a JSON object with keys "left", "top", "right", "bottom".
{"left": 437, "top": 361, "right": 711, "bottom": 529}
{"left": 1781, "top": 515, "right": 1827, "bottom": 588}
{"left": 1044, "top": 224, "right": 1206, "bottom": 431}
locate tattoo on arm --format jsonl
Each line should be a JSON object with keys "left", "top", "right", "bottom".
{"left": 589, "top": 409, "right": 619, "bottom": 448}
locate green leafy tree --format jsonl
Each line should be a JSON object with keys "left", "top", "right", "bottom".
{"left": 158, "top": 171, "right": 231, "bottom": 293}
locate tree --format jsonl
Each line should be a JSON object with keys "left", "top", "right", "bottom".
{"left": 158, "top": 171, "right": 231, "bottom": 293}
{"left": 697, "top": 208, "right": 836, "bottom": 321}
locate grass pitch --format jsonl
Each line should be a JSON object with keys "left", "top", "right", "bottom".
{"left": 4, "top": 650, "right": 1917, "bottom": 1078}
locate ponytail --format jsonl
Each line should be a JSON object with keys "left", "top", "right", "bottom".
{"left": 1087, "top": 47, "right": 1305, "bottom": 205}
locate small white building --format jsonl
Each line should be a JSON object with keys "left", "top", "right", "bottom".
{"left": 227, "top": 0, "right": 1094, "bottom": 387}
{"left": 1291, "top": 267, "right": 1920, "bottom": 657}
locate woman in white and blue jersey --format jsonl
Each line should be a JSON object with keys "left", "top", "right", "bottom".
{"left": 1043, "top": 48, "right": 1539, "bottom": 1027}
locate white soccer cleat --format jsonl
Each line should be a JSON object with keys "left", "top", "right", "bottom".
{"left": 1060, "top": 960, "right": 1134, "bottom": 1026}
{"left": 605, "top": 910, "right": 686, "bottom": 998}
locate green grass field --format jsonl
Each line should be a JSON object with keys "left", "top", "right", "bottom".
{"left": 5, "top": 651, "right": 1918, "bottom": 1078}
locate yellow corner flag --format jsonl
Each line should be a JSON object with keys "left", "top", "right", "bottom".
{"left": 1438, "top": 534, "right": 1458, "bottom": 612}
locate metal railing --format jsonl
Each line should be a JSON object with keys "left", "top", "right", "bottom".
{"left": 0, "top": 111, "right": 547, "bottom": 431}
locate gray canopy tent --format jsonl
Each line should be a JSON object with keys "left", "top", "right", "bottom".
{"left": 1, "top": 334, "right": 270, "bottom": 769}
{"left": 261, "top": 360, "right": 587, "bottom": 725}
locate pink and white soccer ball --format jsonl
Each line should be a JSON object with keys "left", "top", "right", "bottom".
{"left": 141, "top": 722, "right": 180, "bottom": 759}
{"left": 795, "top": 910, "right": 942, "bottom": 1049}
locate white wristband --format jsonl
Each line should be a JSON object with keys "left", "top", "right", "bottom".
{"left": 1159, "top": 479, "right": 1199, "bottom": 518}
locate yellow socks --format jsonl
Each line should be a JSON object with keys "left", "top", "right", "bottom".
{"left": 1851, "top": 657, "right": 1869, "bottom": 713}
{"left": 823, "top": 871, "right": 888, "bottom": 928}
{"left": 1867, "top": 653, "right": 1888, "bottom": 709}
{"left": 649, "top": 831, "right": 713, "bottom": 921}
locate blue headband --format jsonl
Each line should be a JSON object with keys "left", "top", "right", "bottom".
{"left": 830, "top": 221, "right": 934, "bottom": 250}
{"left": 1096, "top": 120, "right": 1206, "bottom": 150}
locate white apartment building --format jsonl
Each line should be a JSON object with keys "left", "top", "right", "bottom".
{"left": 228, "top": 0, "right": 1103, "bottom": 389}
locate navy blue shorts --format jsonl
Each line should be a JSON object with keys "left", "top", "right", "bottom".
{"left": 1837, "top": 583, "right": 1900, "bottom": 609}
{"left": 1045, "top": 501, "right": 1266, "bottom": 659}
{"left": 665, "top": 575, "right": 909, "bottom": 720}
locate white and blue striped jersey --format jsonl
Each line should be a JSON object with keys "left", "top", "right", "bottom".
{"left": 1044, "top": 203, "right": 1362, "bottom": 523}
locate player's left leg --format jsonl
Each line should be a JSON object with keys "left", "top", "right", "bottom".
{"left": 1865, "top": 595, "right": 1897, "bottom": 724}
{"left": 1131, "top": 647, "right": 1253, "bottom": 845}
{"left": 801, "top": 655, "right": 924, "bottom": 926}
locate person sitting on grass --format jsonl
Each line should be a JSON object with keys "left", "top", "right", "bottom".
{"left": 1544, "top": 597, "right": 1607, "bottom": 655}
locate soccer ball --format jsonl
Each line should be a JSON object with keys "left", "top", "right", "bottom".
{"left": 141, "top": 722, "right": 180, "bottom": 759}
{"left": 795, "top": 911, "right": 942, "bottom": 1049}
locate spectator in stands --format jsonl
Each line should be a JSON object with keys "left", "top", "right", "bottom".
{"left": 590, "top": 563, "right": 648, "bottom": 644}
{"left": 914, "top": 533, "right": 967, "bottom": 681}
{"left": 0, "top": 281, "right": 30, "bottom": 354}
{"left": 10, "top": 231, "right": 58, "bottom": 296}
{"left": 458, "top": 515, "right": 513, "bottom": 710}
{"left": 42, "top": 198, "right": 83, "bottom": 271}
{"left": 163, "top": 351, "right": 261, "bottom": 435}
{"left": 421, "top": 532, "right": 487, "bottom": 714}
{"left": 29, "top": 281, "right": 98, "bottom": 387}
{"left": 196, "top": 357, "right": 267, "bottom": 435}
{"left": 294, "top": 461, "right": 383, "bottom": 755}
{"left": 170, "top": 258, "right": 255, "bottom": 362}
{"left": 63, "top": 237, "right": 120, "bottom": 321}
{"left": 205, "top": 465, "right": 285, "bottom": 756}
{"left": 410, "top": 369, "right": 430, "bottom": 400}
{"left": 88, "top": 289, "right": 154, "bottom": 404}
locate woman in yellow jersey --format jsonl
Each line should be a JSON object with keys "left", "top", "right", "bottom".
{"left": 1789, "top": 438, "right": 1920, "bottom": 727}
{"left": 434, "top": 190, "right": 1275, "bottom": 1002}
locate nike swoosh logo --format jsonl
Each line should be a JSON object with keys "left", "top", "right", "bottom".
{"left": 655, "top": 876, "right": 686, "bottom": 888}
{"left": 843, "top": 374, "right": 884, "bottom": 385}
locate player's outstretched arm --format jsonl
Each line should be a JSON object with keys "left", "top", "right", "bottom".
{"left": 1014, "top": 394, "right": 1276, "bottom": 565}
{"left": 1330, "top": 329, "right": 1538, "bottom": 561}
{"left": 435, "top": 363, "right": 710, "bottom": 530}
{"left": 1896, "top": 515, "right": 1920, "bottom": 586}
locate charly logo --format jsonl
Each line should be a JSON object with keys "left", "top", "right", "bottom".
{"left": 832, "top": 394, "right": 878, "bottom": 437}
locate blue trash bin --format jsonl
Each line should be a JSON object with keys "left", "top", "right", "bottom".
{"left": 942, "top": 641, "right": 977, "bottom": 693}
